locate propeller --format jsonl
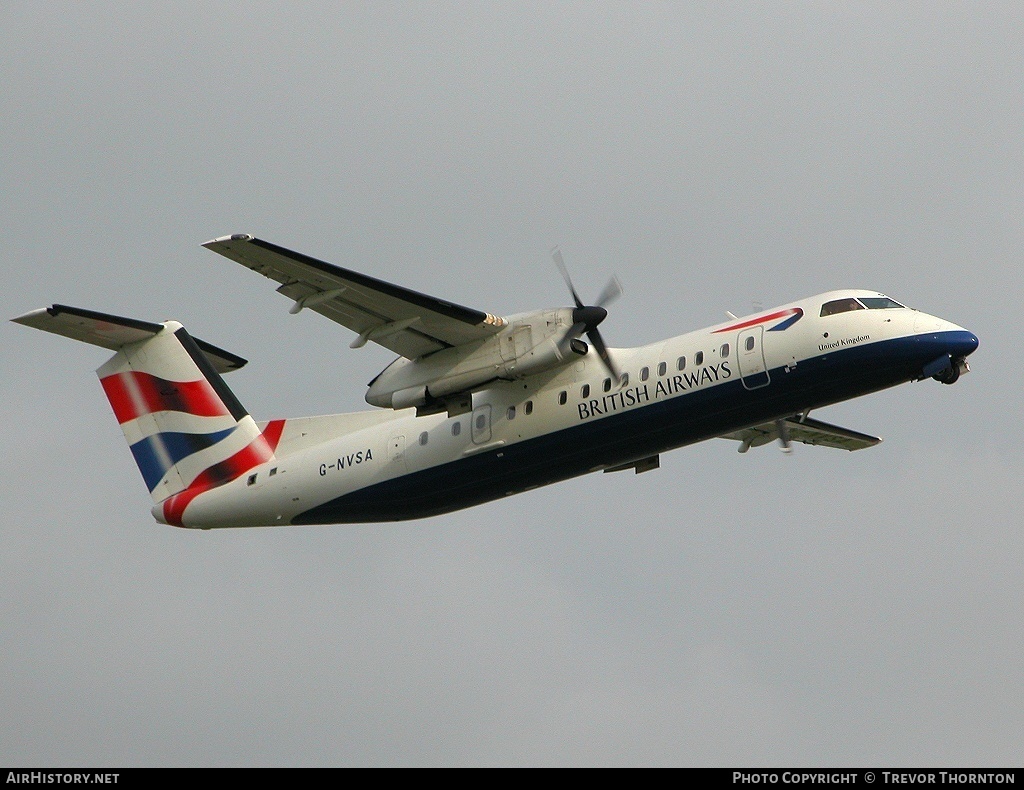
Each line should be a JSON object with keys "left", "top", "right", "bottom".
{"left": 551, "top": 247, "right": 623, "bottom": 382}
{"left": 774, "top": 418, "right": 793, "bottom": 454}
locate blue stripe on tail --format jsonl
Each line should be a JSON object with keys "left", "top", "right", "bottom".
{"left": 130, "top": 427, "right": 236, "bottom": 491}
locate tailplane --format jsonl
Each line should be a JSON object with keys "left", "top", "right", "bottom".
{"left": 13, "top": 306, "right": 282, "bottom": 521}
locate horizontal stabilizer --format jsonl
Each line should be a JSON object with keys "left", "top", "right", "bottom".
{"left": 11, "top": 305, "right": 247, "bottom": 373}
{"left": 721, "top": 415, "right": 881, "bottom": 452}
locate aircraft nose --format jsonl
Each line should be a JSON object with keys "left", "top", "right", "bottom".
{"left": 949, "top": 330, "right": 980, "bottom": 358}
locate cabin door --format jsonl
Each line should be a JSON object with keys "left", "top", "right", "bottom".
{"left": 737, "top": 326, "right": 770, "bottom": 390}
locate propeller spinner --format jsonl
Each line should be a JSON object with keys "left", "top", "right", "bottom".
{"left": 551, "top": 247, "right": 623, "bottom": 382}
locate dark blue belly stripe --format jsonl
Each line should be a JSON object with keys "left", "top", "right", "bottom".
{"left": 293, "top": 332, "right": 969, "bottom": 524}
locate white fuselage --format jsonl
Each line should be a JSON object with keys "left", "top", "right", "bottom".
{"left": 167, "top": 290, "right": 976, "bottom": 528}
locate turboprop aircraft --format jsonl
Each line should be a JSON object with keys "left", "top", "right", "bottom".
{"left": 12, "top": 234, "right": 978, "bottom": 529}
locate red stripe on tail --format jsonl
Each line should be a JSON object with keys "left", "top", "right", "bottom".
{"left": 261, "top": 419, "right": 286, "bottom": 452}
{"left": 100, "top": 371, "right": 230, "bottom": 424}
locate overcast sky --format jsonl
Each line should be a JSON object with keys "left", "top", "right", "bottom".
{"left": 3, "top": 2, "right": 1022, "bottom": 767}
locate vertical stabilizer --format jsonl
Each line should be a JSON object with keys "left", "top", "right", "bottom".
{"left": 12, "top": 306, "right": 283, "bottom": 525}
{"left": 96, "top": 323, "right": 279, "bottom": 506}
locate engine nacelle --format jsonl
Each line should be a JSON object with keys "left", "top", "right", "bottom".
{"left": 390, "top": 385, "right": 429, "bottom": 410}
{"left": 365, "top": 308, "right": 582, "bottom": 411}
{"left": 505, "top": 334, "right": 579, "bottom": 377}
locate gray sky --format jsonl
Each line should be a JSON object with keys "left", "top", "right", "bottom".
{"left": 2, "top": 2, "right": 1021, "bottom": 766}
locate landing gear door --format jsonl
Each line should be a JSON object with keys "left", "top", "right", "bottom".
{"left": 737, "top": 326, "right": 770, "bottom": 390}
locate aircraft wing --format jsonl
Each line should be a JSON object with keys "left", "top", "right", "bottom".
{"left": 720, "top": 415, "right": 881, "bottom": 452}
{"left": 202, "top": 235, "right": 506, "bottom": 359}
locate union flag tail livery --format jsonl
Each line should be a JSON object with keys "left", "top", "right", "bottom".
{"left": 13, "top": 236, "right": 978, "bottom": 528}
{"left": 13, "top": 305, "right": 283, "bottom": 526}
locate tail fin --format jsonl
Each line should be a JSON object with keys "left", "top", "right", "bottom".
{"left": 13, "top": 305, "right": 283, "bottom": 520}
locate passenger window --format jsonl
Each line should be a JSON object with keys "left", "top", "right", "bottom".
{"left": 720, "top": 343, "right": 729, "bottom": 358}
{"left": 558, "top": 390, "right": 567, "bottom": 405}
{"left": 419, "top": 431, "right": 428, "bottom": 446}
{"left": 452, "top": 421, "right": 461, "bottom": 436}
{"left": 620, "top": 372, "right": 629, "bottom": 386}
{"left": 507, "top": 406, "right": 516, "bottom": 420}
{"left": 820, "top": 298, "right": 865, "bottom": 317}
{"left": 658, "top": 361, "right": 667, "bottom": 376}
{"left": 247, "top": 473, "right": 257, "bottom": 486}
{"left": 639, "top": 366, "right": 649, "bottom": 381}
{"left": 525, "top": 400, "right": 533, "bottom": 415}
{"left": 677, "top": 356, "right": 686, "bottom": 371}
{"left": 475, "top": 414, "right": 486, "bottom": 430}
{"left": 695, "top": 351, "right": 704, "bottom": 365}
{"left": 745, "top": 336, "right": 755, "bottom": 351}
{"left": 581, "top": 384, "right": 590, "bottom": 398}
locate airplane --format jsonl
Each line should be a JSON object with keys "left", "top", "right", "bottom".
{"left": 12, "top": 234, "right": 979, "bottom": 529}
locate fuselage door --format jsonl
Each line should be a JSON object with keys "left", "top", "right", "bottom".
{"left": 389, "top": 434, "right": 407, "bottom": 472}
{"left": 471, "top": 404, "right": 492, "bottom": 444}
{"left": 737, "top": 326, "right": 770, "bottom": 390}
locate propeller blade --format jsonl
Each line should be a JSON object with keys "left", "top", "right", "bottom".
{"left": 594, "top": 275, "right": 623, "bottom": 308}
{"left": 774, "top": 418, "right": 793, "bottom": 454}
{"left": 568, "top": 321, "right": 587, "bottom": 338}
{"left": 552, "top": 246, "right": 584, "bottom": 309}
{"left": 588, "top": 327, "right": 621, "bottom": 382}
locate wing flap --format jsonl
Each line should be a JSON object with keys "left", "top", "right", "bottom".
{"left": 203, "top": 235, "right": 506, "bottom": 359}
{"left": 721, "top": 415, "right": 881, "bottom": 452}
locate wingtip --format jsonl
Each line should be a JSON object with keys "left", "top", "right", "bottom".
{"left": 10, "top": 306, "right": 50, "bottom": 325}
{"left": 202, "top": 233, "right": 254, "bottom": 248}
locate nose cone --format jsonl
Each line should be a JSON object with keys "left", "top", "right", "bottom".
{"left": 948, "top": 330, "right": 980, "bottom": 358}
{"left": 913, "top": 322, "right": 979, "bottom": 367}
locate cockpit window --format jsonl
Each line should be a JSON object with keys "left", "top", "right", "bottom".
{"left": 860, "top": 297, "right": 905, "bottom": 309}
{"left": 820, "top": 298, "right": 866, "bottom": 317}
